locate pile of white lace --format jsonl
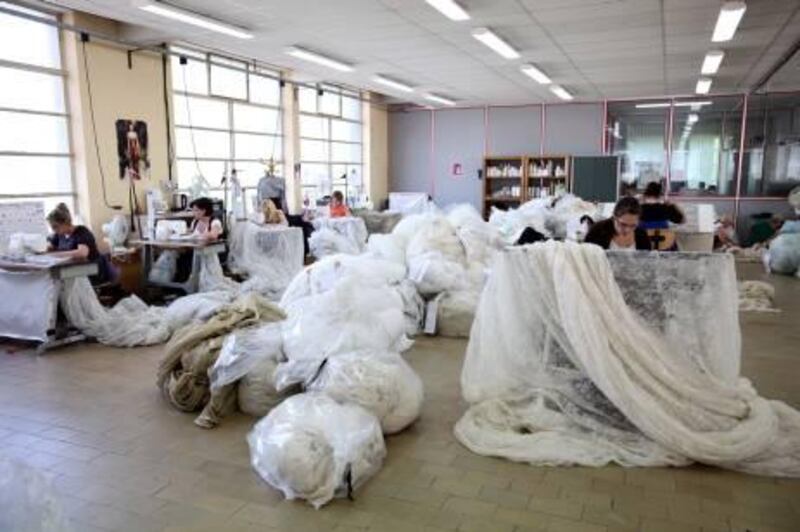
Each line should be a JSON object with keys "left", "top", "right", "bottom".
{"left": 246, "top": 253, "right": 425, "bottom": 508}
{"left": 456, "top": 242, "right": 800, "bottom": 476}
{"left": 310, "top": 217, "right": 368, "bottom": 259}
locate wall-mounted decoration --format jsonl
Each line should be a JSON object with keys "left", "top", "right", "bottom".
{"left": 116, "top": 119, "right": 150, "bottom": 180}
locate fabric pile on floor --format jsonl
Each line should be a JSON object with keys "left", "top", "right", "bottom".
{"left": 247, "top": 252, "right": 425, "bottom": 508}
{"left": 738, "top": 280, "right": 780, "bottom": 313}
{"left": 0, "top": 452, "right": 69, "bottom": 532}
{"left": 455, "top": 242, "right": 800, "bottom": 476}
{"left": 157, "top": 293, "right": 286, "bottom": 428}
{"left": 488, "top": 194, "right": 598, "bottom": 243}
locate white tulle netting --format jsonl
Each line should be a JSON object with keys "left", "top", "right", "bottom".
{"left": 311, "top": 217, "right": 368, "bottom": 258}
{"left": 227, "top": 221, "right": 305, "bottom": 299}
{"left": 248, "top": 393, "right": 386, "bottom": 509}
{"left": 456, "top": 242, "right": 800, "bottom": 476}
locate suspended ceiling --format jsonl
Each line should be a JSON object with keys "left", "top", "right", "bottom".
{"left": 38, "top": 0, "right": 800, "bottom": 106}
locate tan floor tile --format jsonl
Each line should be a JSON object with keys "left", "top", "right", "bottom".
{"left": 477, "top": 485, "right": 530, "bottom": 510}
{"left": 642, "top": 517, "right": 700, "bottom": 532}
{"left": 545, "top": 516, "right": 607, "bottom": 532}
{"left": 442, "top": 496, "right": 498, "bottom": 518}
{"left": 581, "top": 505, "right": 639, "bottom": 530}
{"left": 433, "top": 477, "right": 483, "bottom": 498}
{"left": 527, "top": 497, "right": 582, "bottom": 520}
{"left": 492, "top": 507, "right": 550, "bottom": 530}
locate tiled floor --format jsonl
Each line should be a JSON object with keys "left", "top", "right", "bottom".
{"left": 1, "top": 263, "right": 799, "bottom": 532}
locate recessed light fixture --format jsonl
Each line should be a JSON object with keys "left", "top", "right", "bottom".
{"left": 520, "top": 63, "right": 551, "bottom": 84}
{"left": 285, "top": 46, "right": 354, "bottom": 72}
{"left": 425, "top": 93, "right": 456, "bottom": 106}
{"left": 701, "top": 50, "right": 725, "bottom": 75}
{"left": 374, "top": 75, "right": 414, "bottom": 93}
{"left": 688, "top": 113, "right": 699, "bottom": 124}
{"left": 696, "top": 77, "right": 712, "bottom": 94}
{"left": 472, "top": 27, "right": 520, "bottom": 60}
{"left": 550, "top": 85, "right": 573, "bottom": 101}
{"left": 137, "top": 1, "right": 253, "bottom": 39}
{"left": 425, "top": 0, "right": 470, "bottom": 21}
{"left": 712, "top": 1, "right": 747, "bottom": 42}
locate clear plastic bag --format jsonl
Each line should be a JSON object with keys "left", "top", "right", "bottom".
{"left": 304, "top": 351, "right": 424, "bottom": 435}
{"left": 366, "top": 233, "right": 406, "bottom": 266}
{"left": 768, "top": 233, "right": 800, "bottom": 275}
{"left": 436, "top": 290, "right": 480, "bottom": 338}
{"left": 248, "top": 393, "right": 386, "bottom": 508}
{"left": 208, "top": 322, "right": 284, "bottom": 392}
{"left": 282, "top": 277, "right": 412, "bottom": 362}
{"left": 148, "top": 249, "right": 178, "bottom": 284}
{"left": 309, "top": 227, "right": 361, "bottom": 258}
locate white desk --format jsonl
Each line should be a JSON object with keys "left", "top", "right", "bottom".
{"left": 0, "top": 257, "right": 98, "bottom": 353}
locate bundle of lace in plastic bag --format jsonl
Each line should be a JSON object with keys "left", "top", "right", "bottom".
{"left": 0, "top": 453, "right": 70, "bottom": 532}
{"left": 405, "top": 215, "right": 468, "bottom": 296}
{"left": 311, "top": 217, "right": 368, "bottom": 258}
{"left": 276, "top": 351, "right": 424, "bottom": 434}
{"left": 207, "top": 322, "right": 297, "bottom": 416}
{"left": 738, "top": 281, "right": 780, "bottom": 313}
{"left": 456, "top": 242, "right": 800, "bottom": 476}
{"left": 248, "top": 393, "right": 386, "bottom": 508}
{"left": 435, "top": 290, "right": 480, "bottom": 338}
{"left": 282, "top": 276, "right": 412, "bottom": 362}
{"left": 766, "top": 233, "right": 800, "bottom": 276}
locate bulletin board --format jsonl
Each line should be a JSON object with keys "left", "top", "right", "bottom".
{"left": 0, "top": 201, "right": 47, "bottom": 252}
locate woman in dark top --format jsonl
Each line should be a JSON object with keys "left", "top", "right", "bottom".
{"left": 639, "top": 182, "right": 684, "bottom": 250}
{"left": 584, "top": 197, "right": 651, "bottom": 251}
{"left": 47, "top": 203, "right": 115, "bottom": 284}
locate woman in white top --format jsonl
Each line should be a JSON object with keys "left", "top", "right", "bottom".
{"left": 189, "top": 197, "right": 223, "bottom": 241}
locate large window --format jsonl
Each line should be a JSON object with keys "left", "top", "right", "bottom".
{"left": 606, "top": 102, "right": 668, "bottom": 194}
{"left": 171, "top": 47, "right": 283, "bottom": 194}
{"left": 669, "top": 96, "right": 742, "bottom": 196}
{"left": 0, "top": 2, "right": 73, "bottom": 213}
{"left": 740, "top": 93, "right": 800, "bottom": 197}
{"left": 298, "top": 85, "right": 363, "bottom": 204}
{"left": 608, "top": 97, "right": 744, "bottom": 197}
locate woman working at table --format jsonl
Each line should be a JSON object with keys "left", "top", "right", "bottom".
{"left": 584, "top": 197, "right": 651, "bottom": 251}
{"left": 46, "top": 203, "right": 116, "bottom": 284}
{"left": 188, "top": 197, "right": 223, "bottom": 241}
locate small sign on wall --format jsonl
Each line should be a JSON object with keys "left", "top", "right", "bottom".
{"left": 452, "top": 163, "right": 463, "bottom": 177}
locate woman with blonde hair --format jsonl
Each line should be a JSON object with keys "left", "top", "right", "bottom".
{"left": 261, "top": 198, "right": 287, "bottom": 225}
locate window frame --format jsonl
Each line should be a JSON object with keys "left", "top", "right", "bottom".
{"left": 298, "top": 85, "right": 364, "bottom": 203}
{"left": 171, "top": 45, "right": 284, "bottom": 190}
{"left": 0, "top": 5, "right": 75, "bottom": 210}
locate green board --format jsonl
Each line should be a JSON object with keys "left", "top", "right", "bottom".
{"left": 572, "top": 156, "right": 619, "bottom": 203}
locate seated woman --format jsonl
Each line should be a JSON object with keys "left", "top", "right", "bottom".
{"left": 584, "top": 197, "right": 651, "bottom": 251}
{"left": 188, "top": 197, "right": 223, "bottom": 241}
{"left": 46, "top": 203, "right": 117, "bottom": 284}
{"left": 328, "top": 190, "right": 350, "bottom": 218}
{"left": 640, "top": 182, "right": 684, "bottom": 251}
{"left": 173, "top": 197, "right": 222, "bottom": 283}
{"left": 260, "top": 198, "right": 287, "bottom": 226}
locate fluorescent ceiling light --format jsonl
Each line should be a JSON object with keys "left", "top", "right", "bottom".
{"left": 701, "top": 50, "right": 725, "bottom": 75}
{"left": 285, "top": 46, "right": 354, "bottom": 72}
{"left": 425, "top": 0, "right": 470, "bottom": 21}
{"left": 636, "top": 100, "right": 712, "bottom": 109}
{"left": 696, "top": 77, "right": 712, "bottom": 94}
{"left": 712, "top": 1, "right": 747, "bottom": 42}
{"left": 688, "top": 113, "right": 699, "bottom": 123}
{"left": 550, "top": 85, "right": 573, "bottom": 101}
{"left": 425, "top": 93, "right": 456, "bottom": 106}
{"left": 138, "top": 1, "right": 253, "bottom": 39}
{"left": 374, "top": 75, "right": 414, "bottom": 93}
{"left": 636, "top": 102, "right": 670, "bottom": 109}
{"left": 520, "top": 63, "right": 551, "bottom": 84}
{"left": 472, "top": 27, "right": 520, "bottom": 60}
{"left": 676, "top": 100, "right": 712, "bottom": 108}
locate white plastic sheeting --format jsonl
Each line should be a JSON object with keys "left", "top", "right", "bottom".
{"left": 406, "top": 215, "right": 468, "bottom": 297}
{"left": 0, "top": 453, "right": 70, "bottom": 532}
{"left": 435, "top": 290, "right": 480, "bottom": 338}
{"left": 767, "top": 233, "right": 800, "bottom": 276}
{"left": 228, "top": 222, "right": 305, "bottom": 299}
{"left": 456, "top": 242, "right": 800, "bottom": 475}
{"left": 248, "top": 393, "right": 386, "bottom": 508}
{"left": 488, "top": 195, "right": 599, "bottom": 243}
{"left": 311, "top": 217, "right": 368, "bottom": 258}
{"left": 0, "top": 270, "right": 57, "bottom": 342}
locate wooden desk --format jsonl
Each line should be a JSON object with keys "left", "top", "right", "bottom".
{"left": 130, "top": 238, "right": 226, "bottom": 294}
{"left": 0, "top": 257, "right": 98, "bottom": 353}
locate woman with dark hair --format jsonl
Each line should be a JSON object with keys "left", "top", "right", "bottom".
{"left": 640, "top": 181, "right": 684, "bottom": 250}
{"left": 46, "top": 203, "right": 117, "bottom": 284}
{"left": 584, "top": 197, "right": 651, "bottom": 250}
{"left": 188, "top": 197, "right": 223, "bottom": 241}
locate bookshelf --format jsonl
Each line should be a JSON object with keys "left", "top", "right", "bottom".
{"left": 483, "top": 156, "right": 525, "bottom": 217}
{"left": 482, "top": 154, "right": 573, "bottom": 218}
